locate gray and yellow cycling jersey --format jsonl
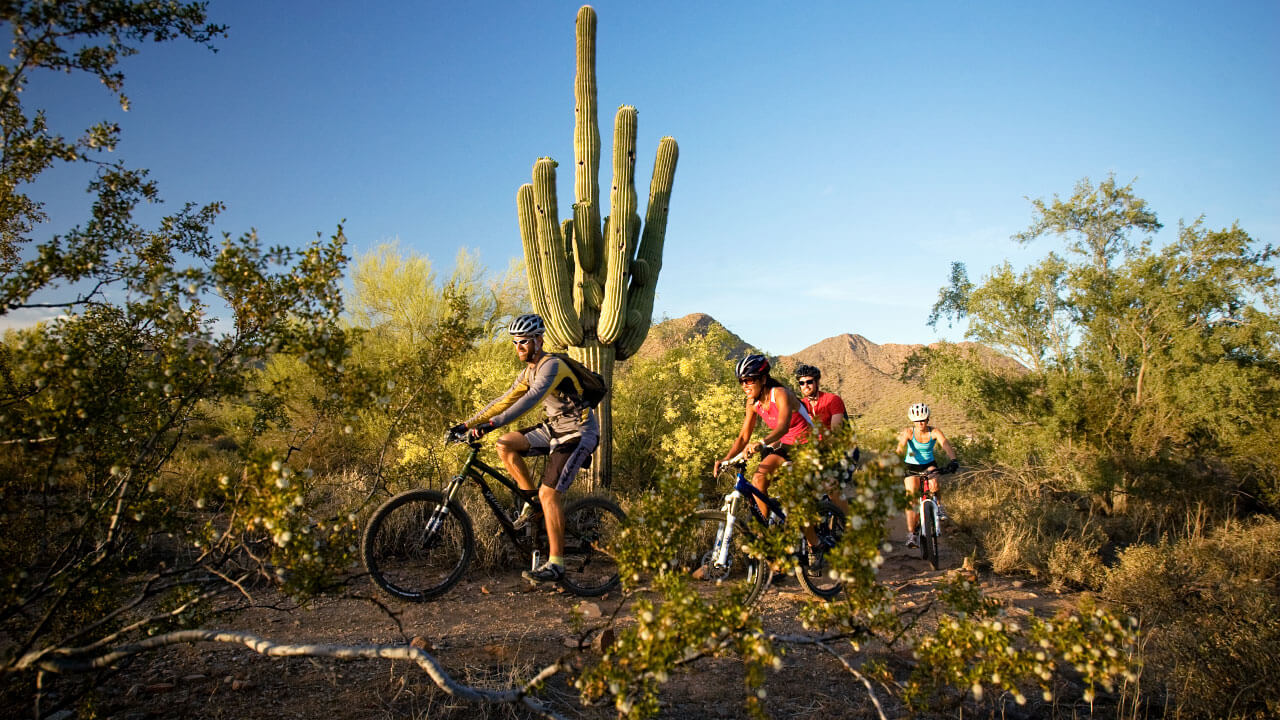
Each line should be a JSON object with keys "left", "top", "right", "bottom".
{"left": 466, "top": 354, "right": 597, "bottom": 437}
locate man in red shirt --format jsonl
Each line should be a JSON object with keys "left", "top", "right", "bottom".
{"left": 792, "top": 364, "right": 857, "bottom": 571}
{"left": 793, "top": 364, "right": 847, "bottom": 439}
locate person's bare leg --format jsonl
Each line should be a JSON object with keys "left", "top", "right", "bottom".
{"left": 540, "top": 484, "right": 564, "bottom": 558}
{"left": 904, "top": 476, "right": 920, "bottom": 534}
{"left": 752, "top": 453, "right": 786, "bottom": 518}
{"left": 496, "top": 432, "right": 534, "bottom": 490}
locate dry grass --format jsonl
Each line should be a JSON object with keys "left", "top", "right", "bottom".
{"left": 1100, "top": 516, "right": 1280, "bottom": 719}
{"left": 948, "top": 464, "right": 1280, "bottom": 719}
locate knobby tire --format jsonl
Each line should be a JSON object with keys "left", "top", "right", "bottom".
{"left": 920, "top": 500, "right": 940, "bottom": 570}
{"left": 556, "top": 496, "right": 625, "bottom": 596}
{"left": 362, "top": 489, "right": 474, "bottom": 602}
{"left": 684, "top": 509, "right": 771, "bottom": 607}
{"left": 795, "top": 498, "right": 846, "bottom": 600}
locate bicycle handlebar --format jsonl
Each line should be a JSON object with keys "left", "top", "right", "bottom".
{"left": 445, "top": 428, "right": 482, "bottom": 448}
{"left": 718, "top": 443, "right": 782, "bottom": 475}
{"left": 912, "top": 462, "right": 959, "bottom": 477}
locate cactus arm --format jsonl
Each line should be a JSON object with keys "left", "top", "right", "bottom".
{"left": 596, "top": 105, "right": 638, "bottom": 345}
{"left": 531, "top": 158, "right": 584, "bottom": 346}
{"left": 517, "top": 184, "right": 570, "bottom": 348}
{"left": 573, "top": 6, "right": 603, "bottom": 271}
{"left": 617, "top": 136, "right": 678, "bottom": 359}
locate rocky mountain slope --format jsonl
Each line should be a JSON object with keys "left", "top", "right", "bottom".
{"left": 636, "top": 313, "right": 1022, "bottom": 436}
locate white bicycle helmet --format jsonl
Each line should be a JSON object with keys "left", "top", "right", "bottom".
{"left": 507, "top": 313, "right": 546, "bottom": 336}
{"left": 908, "top": 403, "right": 930, "bottom": 422}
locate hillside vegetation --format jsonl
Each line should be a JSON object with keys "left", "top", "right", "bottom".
{"left": 634, "top": 313, "right": 1020, "bottom": 436}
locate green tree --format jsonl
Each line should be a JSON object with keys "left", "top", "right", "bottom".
{"left": 341, "top": 243, "right": 529, "bottom": 492}
{"left": 611, "top": 325, "right": 743, "bottom": 493}
{"left": 0, "top": 2, "right": 362, "bottom": 710}
{"left": 924, "top": 176, "right": 1280, "bottom": 510}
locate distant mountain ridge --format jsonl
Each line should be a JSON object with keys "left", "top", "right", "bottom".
{"left": 636, "top": 313, "right": 1018, "bottom": 435}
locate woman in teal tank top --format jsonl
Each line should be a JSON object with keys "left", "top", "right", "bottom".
{"left": 894, "top": 403, "right": 958, "bottom": 549}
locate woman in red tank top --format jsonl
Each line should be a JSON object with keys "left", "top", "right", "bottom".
{"left": 713, "top": 354, "right": 813, "bottom": 520}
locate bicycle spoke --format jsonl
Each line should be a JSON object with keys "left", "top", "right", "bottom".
{"left": 362, "top": 490, "right": 474, "bottom": 601}
{"left": 557, "top": 497, "right": 625, "bottom": 597}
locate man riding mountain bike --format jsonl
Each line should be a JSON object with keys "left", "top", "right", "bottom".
{"left": 793, "top": 363, "right": 847, "bottom": 439}
{"left": 793, "top": 363, "right": 856, "bottom": 524}
{"left": 452, "top": 313, "right": 598, "bottom": 584}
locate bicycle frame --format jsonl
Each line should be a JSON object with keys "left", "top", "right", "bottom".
{"left": 909, "top": 466, "right": 953, "bottom": 569}
{"left": 434, "top": 439, "right": 539, "bottom": 555}
{"left": 711, "top": 467, "right": 786, "bottom": 568}
{"left": 709, "top": 451, "right": 789, "bottom": 567}
{"left": 917, "top": 476, "right": 941, "bottom": 537}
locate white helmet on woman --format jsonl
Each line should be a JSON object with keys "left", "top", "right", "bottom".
{"left": 908, "top": 403, "right": 930, "bottom": 422}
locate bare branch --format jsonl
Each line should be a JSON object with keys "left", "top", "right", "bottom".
{"left": 815, "top": 640, "right": 889, "bottom": 720}
{"left": 13, "top": 630, "right": 571, "bottom": 718}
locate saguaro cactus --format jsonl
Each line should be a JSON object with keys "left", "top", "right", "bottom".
{"left": 516, "top": 5, "right": 678, "bottom": 488}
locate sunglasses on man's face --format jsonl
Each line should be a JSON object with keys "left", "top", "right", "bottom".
{"left": 512, "top": 337, "right": 536, "bottom": 347}
{"left": 798, "top": 379, "right": 816, "bottom": 386}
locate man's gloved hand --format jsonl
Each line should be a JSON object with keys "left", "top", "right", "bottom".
{"left": 446, "top": 423, "right": 468, "bottom": 441}
{"left": 469, "top": 421, "right": 495, "bottom": 440}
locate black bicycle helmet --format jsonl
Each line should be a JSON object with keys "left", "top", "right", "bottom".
{"left": 736, "top": 354, "right": 771, "bottom": 380}
{"left": 793, "top": 363, "right": 821, "bottom": 381}
{"left": 507, "top": 313, "right": 546, "bottom": 336}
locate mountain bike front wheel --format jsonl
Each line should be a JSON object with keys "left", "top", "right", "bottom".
{"left": 557, "top": 496, "right": 626, "bottom": 597}
{"left": 795, "top": 498, "right": 846, "bottom": 600}
{"left": 679, "top": 509, "right": 771, "bottom": 607}
{"left": 362, "top": 489, "right": 474, "bottom": 602}
{"left": 920, "top": 501, "right": 940, "bottom": 570}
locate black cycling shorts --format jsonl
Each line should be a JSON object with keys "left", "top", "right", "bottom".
{"left": 518, "top": 424, "right": 597, "bottom": 493}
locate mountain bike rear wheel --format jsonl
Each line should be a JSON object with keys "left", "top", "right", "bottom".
{"left": 681, "top": 509, "right": 771, "bottom": 607}
{"left": 920, "top": 501, "right": 940, "bottom": 570}
{"left": 556, "top": 496, "right": 625, "bottom": 596}
{"left": 795, "top": 498, "right": 846, "bottom": 599}
{"left": 362, "top": 489, "right": 474, "bottom": 602}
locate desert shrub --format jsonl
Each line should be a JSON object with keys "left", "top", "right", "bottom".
{"left": 610, "top": 326, "right": 744, "bottom": 496}
{"left": 1102, "top": 517, "right": 1280, "bottom": 719}
{"left": 1045, "top": 536, "right": 1107, "bottom": 591}
{"left": 945, "top": 464, "right": 1109, "bottom": 582}
{"left": 583, "top": 432, "right": 1139, "bottom": 718}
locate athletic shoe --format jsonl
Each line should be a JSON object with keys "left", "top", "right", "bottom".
{"left": 934, "top": 501, "right": 949, "bottom": 521}
{"left": 512, "top": 505, "right": 543, "bottom": 531}
{"left": 905, "top": 532, "right": 919, "bottom": 549}
{"left": 522, "top": 561, "right": 564, "bottom": 584}
{"left": 805, "top": 540, "right": 833, "bottom": 576}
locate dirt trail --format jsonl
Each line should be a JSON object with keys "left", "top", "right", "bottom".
{"left": 70, "top": 521, "right": 1076, "bottom": 720}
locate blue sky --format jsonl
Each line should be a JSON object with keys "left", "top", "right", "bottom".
{"left": 15, "top": 0, "right": 1280, "bottom": 354}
